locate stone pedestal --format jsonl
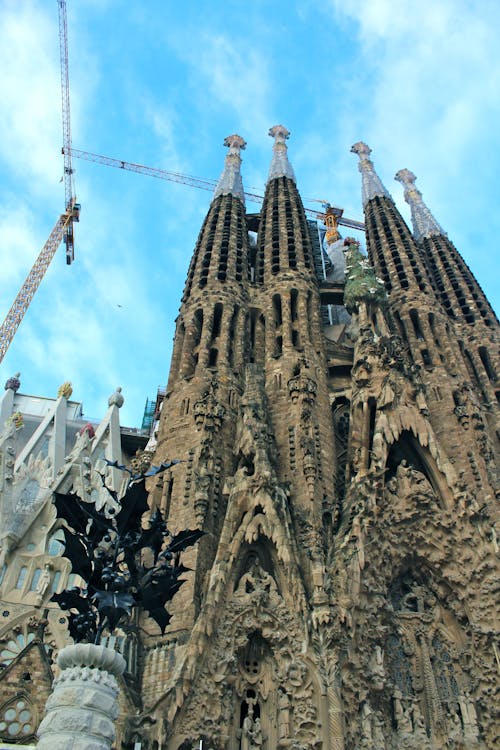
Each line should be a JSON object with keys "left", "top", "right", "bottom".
{"left": 37, "top": 643, "right": 126, "bottom": 750}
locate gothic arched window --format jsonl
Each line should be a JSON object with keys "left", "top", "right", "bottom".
{"left": 0, "top": 696, "right": 36, "bottom": 741}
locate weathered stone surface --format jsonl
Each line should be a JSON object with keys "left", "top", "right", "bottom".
{"left": 1, "top": 135, "right": 498, "bottom": 750}
{"left": 36, "top": 645, "right": 125, "bottom": 750}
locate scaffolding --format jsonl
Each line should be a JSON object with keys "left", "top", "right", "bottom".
{"left": 141, "top": 398, "right": 156, "bottom": 432}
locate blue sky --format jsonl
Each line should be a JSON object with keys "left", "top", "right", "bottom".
{"left": 1, "top": 0, "right": 499, "bottom": 428}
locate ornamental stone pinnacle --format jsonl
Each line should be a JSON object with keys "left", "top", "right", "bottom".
{"left": 268, "top": 124, "right": 296, "bottom": 183}
{"left": 108, "top": 386, "right": 124, "bottom": 408}
{"left": 351, "top": 141, "right": 391, "bottom": 207}
{"left": 57, "top": 381, "right": 73, "bottom": 399}
{"left": 213, "top": 134, "right": 247, "bottom": 204}
{"left": 4, "top": 372, "right": 20, "bottom": 392}
{"left": 395, "top": 168, "right": 445, "bottom": 241}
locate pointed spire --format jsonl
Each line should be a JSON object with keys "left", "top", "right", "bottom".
{"left": 267, "top": 125, "right": 296, "bottom": 183}
{"left": 351, "top": 142, "right": 391, "bottom": 207}
{"left": 395, "top": 168, "right": 445, "bottom": 241}
{"left": 213, "top": 134, "right": 246, "bottom": 204}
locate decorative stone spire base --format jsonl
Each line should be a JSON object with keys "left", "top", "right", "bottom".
{"left": 351, "top": 142, "right": 391, "bottom": 207}
{"left": 268, "top": 125, "right": 296, "bottom": 183}
{"left": 37, "top": 644, "right": 126, "bottom": 750}
{"left": 213, "top": 134, "right": 246, "bottom": 203}
{"left": 395, "top": 168, "right": 445, "bottom": 240}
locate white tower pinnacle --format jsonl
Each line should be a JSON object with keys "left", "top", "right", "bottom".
{"left": 351, "top": 142, "right": 391, "bottom": 207}
{"left": 268, "top": 125, "right": 296, "bottom": 183}
{"left": 213, "top": 134, "right": 247, "bottom": 204}
{"left": 395, "top": 168, "right": 445, "bottom": 241}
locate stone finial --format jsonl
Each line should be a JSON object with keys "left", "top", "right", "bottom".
{"left": 351, "top": 141, "right": 372, "bottom": 159}
{"left": 7, "top": 411, "right": 24, "bottom": 429}
{"left": 213, "top": 133, "right": 247, "bottom": 204}
{"left": 108, "top": 386, "right": 124, "bottom": 408}
{"left": 4, "top": 373, "right": 20, "bottom": 392}
{"left": 57, "top": 381, "right": 73, "bottom": 399}
{"left": 268, "top": 124, "right": 296, "bottom": 183}
{"left": 351, "top": 142, "right": 391, "bottom": 207}
{"left": 395, "top": 168, "right": 445, "bottom": 241}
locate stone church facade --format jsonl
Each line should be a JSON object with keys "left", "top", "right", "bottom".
{"left": 0, "top": 127, "right": 499, "bottom": 749}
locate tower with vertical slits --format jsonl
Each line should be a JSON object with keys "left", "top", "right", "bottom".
{"left": 135, "top": 132, "right": 498, "bottom": 750}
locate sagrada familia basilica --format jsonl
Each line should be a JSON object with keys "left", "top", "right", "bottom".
{"left": 0, "top": 127, "right": 498, "bottom": 749}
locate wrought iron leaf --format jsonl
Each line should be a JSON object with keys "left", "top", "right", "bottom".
{"left": 114, "top": 479, "right": 150, "bottom": 535}
{"left": 93, "top": 590, "right": 135, "bottom": 633}
{"left": 166, "top": 528, "right": 204, "bottom": 554}
{"left": 60, "top": 526, "right": 93, "bottom": 581}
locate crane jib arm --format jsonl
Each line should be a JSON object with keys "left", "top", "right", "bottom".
{"left": 0, "top": 210, "right": 75, "bottom": 364}
{"left": 69, "top": 147, "right": 365, "bottom": 231}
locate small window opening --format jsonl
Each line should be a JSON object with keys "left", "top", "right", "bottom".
{"left": 290, "top": 289, "right": 299, "bottom": 322}
{"left": 211, "top": 303, "right": 223, "bottom": 340}
{"left": 273, "top": 294, "right": 282, "bottom": 327}
{"left": 208, "top": 348, "right": 218, "bottom": 368}
{"left": 409, "top": 309, "right": 425, "bottom": 340}
{"left": 421, "top": 348, "right": 433, "bottom": 367}
{"left": 478, "top": 346, "right": 496, "bottom": 382}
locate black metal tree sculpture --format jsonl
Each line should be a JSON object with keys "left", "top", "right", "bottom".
{"left": 51, "top": 459, "right": 203, "bottom": 643}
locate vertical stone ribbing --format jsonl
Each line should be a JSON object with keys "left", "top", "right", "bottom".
{"left": 395, "top": 168, "right": 498, "bottom": 328}
{"left": 254, "top": 127, "right": 337, "bottom": 597}
{"left": 256, "top": 177, "right": 315, "bottom": 283}
{"left": 149, "top": 138, "right": 251, "bottom": 647}
{"left": 363, "top": 196, "right": 433, "bottom": 298}
{"left": 351, "top": 144, "right": 453, "bottom": 373}
{"left": 420, "top": 234, "right": 497, "bottom": 327}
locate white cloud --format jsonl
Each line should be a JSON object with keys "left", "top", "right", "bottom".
{"left": 0, "top": 199, "right": 44, "bottom": 295}
{"left": 0, "top": 2, "right": 61, "bottom": 191}
{"left": 175, "top": 31, "right": 274, "bottom": 141}
{"left": 328, "top": 0, "right": 500, "bottom": 173}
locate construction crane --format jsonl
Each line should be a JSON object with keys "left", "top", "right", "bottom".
{"left": 69, "top": 147, "right": 366, "bottom": 232}
{"left": 0, "top": 0, "right": 79, "bottom": 365}
{"left": 1, "top": 0, "right": 364, "bottom": 366}
{"left": 58, "top": 0, "right": 80, "bottom": 266}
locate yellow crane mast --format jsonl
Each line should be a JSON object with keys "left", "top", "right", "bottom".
{"left": 0, "top": 206, "right": 80, "bottom": 363}
{"left": 0, "top": 1, "right": 365, "bottom": 367}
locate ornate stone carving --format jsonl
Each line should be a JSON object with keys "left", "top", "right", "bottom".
{"left": 57, "top": 381, "right": 73, "bottom": 399}
{"left": 107, "top": 386, "right": 124, "bottom": 408}
{"left": 193, "top": 380, "right": 225, "bottom": 433}
{"left": 37, "top": 644, "right": 125, "bottom": 750}
{"left": 4, "top": 373, "right": 21, "bottom": 392}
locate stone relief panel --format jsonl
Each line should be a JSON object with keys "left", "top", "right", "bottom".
{"left": 159, "top": 548, "right": 326, "bottom": 750}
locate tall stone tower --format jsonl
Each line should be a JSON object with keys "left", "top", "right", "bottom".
{"left": 134, "top": 131, "right": 499, "bottom": 750}
{"left": 2, "top": 128, "right": 497, "bottom": 749}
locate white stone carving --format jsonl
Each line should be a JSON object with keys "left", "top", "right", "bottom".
{"left": 37, "top": 644, "right": 125, "bottom": 750}
{"left": 395, "top": 168, "right": 445, "bottom": 240}
{"left": 213, "top": 134, "right": 247, "bottom": 203}
{"left": 268, "top": 125, "right": 296, "bottom": 183}
{"left": 351, "top": 142, "right": 391, "bottom": 207}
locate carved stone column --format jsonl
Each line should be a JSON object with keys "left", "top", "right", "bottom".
{"left": 37, "top": 643, "right": 126, "bottom": 750}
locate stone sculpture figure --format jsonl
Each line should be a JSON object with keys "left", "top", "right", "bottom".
{"left": 240, "top": 704, "right": 264, "bottom": 750}
{"left": 372, "top": 712, "right": 386, "bottom": 749}
{"left": 459, "top": 692, "right": 479, "bottom": 745}
{"left": 35, "top": 562, "right": 52, "bottom": 603}
{"left": 369, "top": 644, "right": 386, "bottom": 690}
{"left": 394, "top": 689, "right": 413, "bottom": 736}
{"left": 360, "top": 701, "right": 373, "bottom": 743}
{"left": 278, "top": 686, "right": 291, "bottom": 740}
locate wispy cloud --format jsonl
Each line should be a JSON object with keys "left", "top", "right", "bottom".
{"left": 0, "top": 3, "right": 61, "bottom": 190}
{"left": 173, "top": 30, "right": 274, "bottom": 142}
{"left": 328, "top": 0, "right": 500, "bottom": 176}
